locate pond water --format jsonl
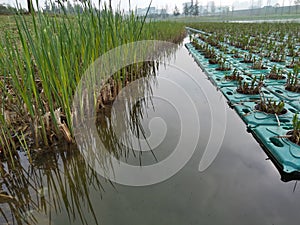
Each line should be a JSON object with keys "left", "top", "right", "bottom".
{"left": 1, "top": 38, "right": 300, "bottom": 225}
{"left": 231, "top": 18, "right": 300, "bottom": 23}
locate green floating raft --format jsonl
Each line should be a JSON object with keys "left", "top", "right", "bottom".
{"left": 251, "top": 126, "right": 300, "bottom": 173}
{"left": 185, "top": 28, "right": 300, "bottom": 175}
{"left": 220, "top": 86, "right": 280, "bottom": 103}
{"left": 233, "top": 101, "right": 298, "bottom": 128}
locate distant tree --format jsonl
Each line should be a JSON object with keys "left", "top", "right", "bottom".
{"left": 189, "top": 0, "right": 194, "bottom": 15}
{"left": 0, "top": 4, "right": 15, "bottom": 14}
{"left": 224, "top": 6, "right": 229, "bottom": 16}
{"left": 295, "top": 0, "right": 300, "bottom": 13}
{"left": 211, "top": 1, "right": 216, "bottom": 14}
{"left": 199, "top": 5, "right": 203, "bottom": 15}
{"left": 74, "top": 3, "right": 84, "bottom": 13}
{"left": 274, "top": 3, "right": 280, "bottom": 13}
{"left": 27, "top": 0, "right": 33, "bottom": 13}
{"left": 193, "top": 0, "right": 199, "bottom": 16}
{"left": 183, "top": 3, "right": 189, "bottom": 16}
{"left": 281, "top": 0, "right": 285, "bottom": 14}
{"left": 160, "top": 7, "right": 168, "bottom": 18}
{"left": 44, "top": 0, "right": 51, "bottom": 12}
{"left": 173, "top": 5, "right": 180, "bottom": 16}
{"left": 67, "top": 1, "right": 74, "bottom": 13}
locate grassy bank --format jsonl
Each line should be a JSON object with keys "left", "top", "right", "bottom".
{"left": 0, "top": 6, "right": 186, "bottom": 157}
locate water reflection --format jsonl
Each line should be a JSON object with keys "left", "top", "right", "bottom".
{"left": 0, "top": 145, "right": 103, "bottom": 225}
{"left": 96, "top": 62, "right": 158, "bottom": 165}
{"left": 3, "top": 40, "right": 300, "bottom": 225}
{"left": 0, "top": 58, "right": 167, "bottom": 224}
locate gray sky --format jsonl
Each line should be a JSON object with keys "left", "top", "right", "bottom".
{"left": 0, "top": 0, "right": 284, "bottom": 12}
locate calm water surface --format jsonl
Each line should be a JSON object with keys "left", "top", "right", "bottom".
{"left": 1, "top": 39, "right": 300, "bottom": 225}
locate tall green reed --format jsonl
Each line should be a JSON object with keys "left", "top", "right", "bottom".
{"left": 0, "top": 1, "right": 186, "bottom": 154}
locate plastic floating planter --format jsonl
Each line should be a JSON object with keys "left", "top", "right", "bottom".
{"left": 186, "top": 27, "right": 208, "bottom": 35}
{"left": 251, "top": 126, "right": 300, "bottom": 173}
{"left": 220, "top": 86, "right": 279, "bottom": 103}
{"left": 268, "top": 85, "right": 300, "bottom": 102}
{"left": 185, "top": 27, "right": 300, "bottom": 174}
{"left": 209, "top": 74, "right": 253, "bottom": 88}
{"left": 263, "top": 77, "right": 287, "bottom": 86}
{"left": 247, "top": 68, "right": 269, "bottom": 75}
{"left": 233, "top": 101, "right": 298, "bottom": 128}
{"left": 289, "top": 101, "right": 300, "bottom": 111}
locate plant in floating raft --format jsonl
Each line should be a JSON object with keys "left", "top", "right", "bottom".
{"left": 286, "top": 66, "right": 300, "bottom": 93}
{"left": 236, "top": 76, "right": 264, "bottom": 95}
{"left": 219, "top": 45, "right": 228, "bottom": 53}
{"left": 255, "top": 98, "right": 286, "bottom": 115}
{"left": 251, "top": 57, "right": 268, "bottom": 70}
{"left": 191, "top": 38, "right": 202, "bottom": 50}
{"left": 270, "top": 44, "right": 286, "bottom": 62}
{"left": 287, "top": 44, "right": 296, "bottom": 57}
{"left": 237, "top": 36, "right": 250, "bottom": 50}
{"left": 266, "top": 65, "right": 285, "bottom": 80}
{"left": 208, "top": 55, "right": 219, "bottom": 64}
{"left": 248, "top": 46, "right": 260, "bottom": 54}
{"left": 270, "top": 52, "right": 286, "bottom": 63}
{"left": 230, "top": 49, "right": 243, "bottom": 58}
{"left": 288, "top": 114, "right": 300, "bottom": 146}
{"left": 216, "top": 56, "right": 231, "bottom": 71}
{"left": 229, "top": 48, "right": 236, "bottom": 54}
{"left": 286, "top": 56, "right": 300, "bottom": 69}
{"left": 241, "top": 53, "right": 254, "bottom": 63}
{"left": 198, "top": 33, "right": 207, "bottom": 42}
{"left": 204, "top": 47, "right": 216, "bottom": 59}
{"left": 224, "top": 68, "right": 243, "bottom": 81}
{"left": 207, "top": 35, "right": 220, "bottom": 47}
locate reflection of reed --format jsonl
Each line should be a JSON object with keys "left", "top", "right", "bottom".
{"left": 73, "top": 40, "right": 180, "bottom": 173}
{"left": 0, "top": 156, "right": 37, "bottom": 225}
{"left": 0, "top": 145, "right": 103, "bottom": 225}
{"left": 96, "top": 62, "right": 158, "bottom": 163}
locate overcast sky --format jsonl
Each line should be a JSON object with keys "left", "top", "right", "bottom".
{"left": 0, "top": 0, "right": 284, "bottom": 12}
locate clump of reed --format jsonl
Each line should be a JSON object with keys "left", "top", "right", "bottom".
{"left": 289, "top": 114, "right": 300, "bottom": 146}
{"left": 0, "top": 1, "right": 186, "bottom": 157}
{"left": 236, "top": 76, "right": 264, "bottom": 95}
{"left": 286, "top": 66, "right": 300, "bottom": 93}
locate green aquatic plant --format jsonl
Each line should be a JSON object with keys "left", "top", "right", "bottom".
{"left": 206, "top": 35, "right": 220, "bottom": 47}
{"left": 224, "top": 68, "right": 242, "bottom": 81}
{"left": 191, "top": 38, "right": 202, "bottom": 50}
{"left": 290, "top": 114, "right": 300, "bottom": 145}
{"left": 267, "top": 65, "right": 285, "bottom": 80}
{"left": 286, "top": 66, "right": 300, "bottom": 93}
{"left": 236, "top": 76, "right": 264, "bottom": 95}
{"left": 286, "top": 56, "right": 300, "bottom": 69}
{"left": 216, "top": 56, "right": 231, "bottom": 71}
{"left": 270, "top": 52, "right": 286, "bottom": 63}
{"left": 0, "top": 4, "right": 186, "bottom": 154}
{"left": 252, "top": 57, "right": 267, "bottom": 70}
{"left": 287, "top": 44, "right": 297, "bottom": 57}
{"left": 204, "top": 47, "right": 216, "bottom": 59}
{"left": 269, "top": 44, "right": 286, "bottom": 62}
{"left": 219, "top": 44, "right": 229, "bottom": 53}
{"left": 242, "top": 53, "right": 254, "bottom": 63}
{"left": 256, "top": 98, "right": 286, "bottom": 115}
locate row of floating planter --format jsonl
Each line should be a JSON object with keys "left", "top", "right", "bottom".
{"left": 185, "top": 27, "right": 300, "bottom": 175}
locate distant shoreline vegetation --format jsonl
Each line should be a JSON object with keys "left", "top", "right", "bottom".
{"left": 0, "top": 0, "right": 299, "bottom": 20}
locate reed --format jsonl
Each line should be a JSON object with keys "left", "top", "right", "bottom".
{"left": 0, "top": 2, "right": 186, "bottom": 155}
